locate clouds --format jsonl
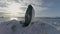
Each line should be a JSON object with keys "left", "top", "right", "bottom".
{"left": 0, "top": 2, "right": 8, "bottom": 7}
{"left": 7, "top": 0, "right": 22, "bottom": 3}
{"left": 0, "top": 0, "right": 54, "bottom": 17}
{"left": 0, "top": 0, "right": 8, "bottom": 7}
{"left": 23, "top": 0, "right": 43, "bottom": 5}
{"left": 20, "top": 0, "right": 49, "bottom": 17}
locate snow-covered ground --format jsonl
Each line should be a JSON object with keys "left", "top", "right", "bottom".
{"left": 0, "top": 18, "right": 60, "bottom": 34}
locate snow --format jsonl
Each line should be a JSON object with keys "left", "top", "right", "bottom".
{"left": 0, "top": 19, "right": 60, "bottom": 34}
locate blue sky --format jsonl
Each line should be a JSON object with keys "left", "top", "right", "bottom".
{"left": 0, "top": 0, "right": 60, "bottom": 17}
{"left": 39, "top": 0, "right": 60, "bottom": 17}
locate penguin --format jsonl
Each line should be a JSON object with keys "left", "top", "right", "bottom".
{"left": 22, "top": 5, "right": 35, "bottom": 27}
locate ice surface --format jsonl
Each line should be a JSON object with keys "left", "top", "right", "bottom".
{"left": 0, "top": 19, "right": 60, "bottom": 34}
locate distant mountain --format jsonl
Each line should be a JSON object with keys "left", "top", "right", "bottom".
{"left": 36, "top": 17, "right": 60, "bottom": 19}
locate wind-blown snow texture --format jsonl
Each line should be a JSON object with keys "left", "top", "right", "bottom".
{"left": 0, "top": 19, "right": 60, "bottom": 34}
